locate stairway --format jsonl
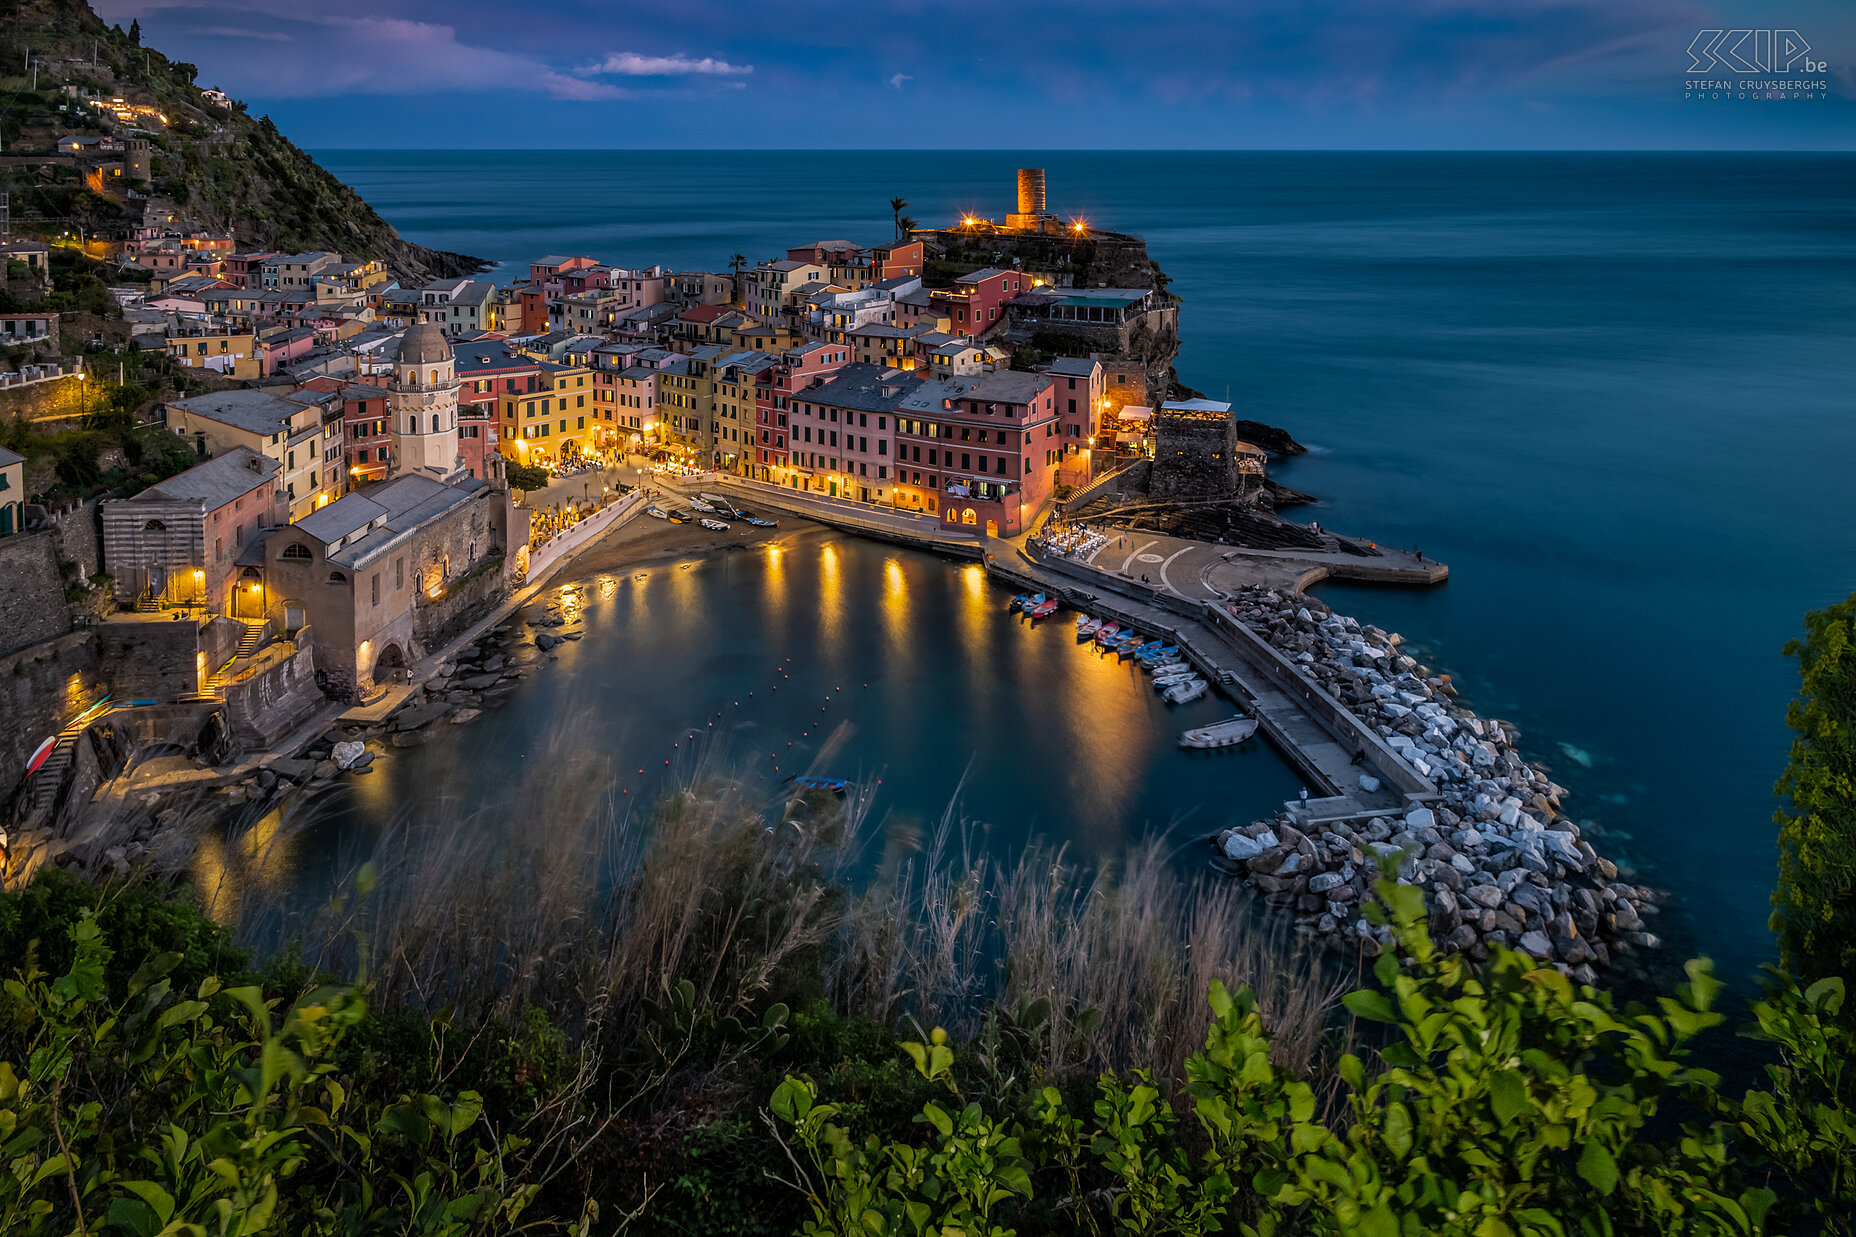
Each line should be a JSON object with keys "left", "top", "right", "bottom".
{"left": 233, "top": 620, "right": 265, "bottom": 659}
{"left": 184, "top": 621, "right": 266, "bottom": 702}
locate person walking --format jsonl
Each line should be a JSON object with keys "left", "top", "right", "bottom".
{"left": 1298, "top": 786, "right": 1310, "bottom": 807}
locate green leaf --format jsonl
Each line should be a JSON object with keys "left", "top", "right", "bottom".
{"left": 1343, "top": 990, "right": 1397, "bottom": 1024}
{"left": 921, "top": 1103, "right": 953, "bottom": 1137}
{"left": 1576, "top": 1139, "right": 1618, "bottom": 1195}
{"left": 1382, "top": 1101, "right": 1414, "bottom": 1159}
{"left": 121, "top": 1180, "right": 176, "bottom": 1226}
{"left": 1489, "top": 1070, "right": 1529, "bottom": 1127}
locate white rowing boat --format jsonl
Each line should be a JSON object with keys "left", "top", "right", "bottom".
{"left": 1180, "top": 716, "right": 1259, "bottom": 749}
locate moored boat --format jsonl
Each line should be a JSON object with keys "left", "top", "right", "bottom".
{"left": 1179, "top": 716, "right": 1259, "bottom": 749}
{"left": 645, "top": 505, "right": 669, "bottom": 520}
{"left": 1094, "top": 621, "right": 1122, "bottom": 645}
{"left": 1076, "top": 616, "right": 1103, "bottom": 638}
{"left": 1164, "top": 678, "right": 1210, "bottom": 704}
{"left": 744, "top": 515, "right": 779, "bottom": 527}
{"left": 1029, "top": 598, "right": 1059, "bottom": 619}
{"left": 688, "top": 498, "right": 716, "bottom": 512}
{"left": 699, "top": 518, "right": 730, "bottom": 531}
{"left": 790, "top": 775, "right": 849, "bottom": 794}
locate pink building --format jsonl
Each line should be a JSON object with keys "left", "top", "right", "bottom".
{"left": 752, "top": 342, "right": 852, "bottom": 481}
{"left": 892, "top": 369, "right": 1057, "bottom": 536}
{"left": 929, "top": 268, "right": 1028, "bottom": 337}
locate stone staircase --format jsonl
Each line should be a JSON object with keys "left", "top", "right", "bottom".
{"left": 183, "top": 620, "right": 267, "bottom": 702}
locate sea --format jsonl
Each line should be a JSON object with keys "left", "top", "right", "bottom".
{"left": 278, "top": 150, "right": 1856, "bottom": 978}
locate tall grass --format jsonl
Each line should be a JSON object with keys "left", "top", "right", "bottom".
{"left": 226, "top": 716, "right": 1344, "bottom": 1086}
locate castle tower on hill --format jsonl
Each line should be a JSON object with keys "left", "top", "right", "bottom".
{"left": 1008, "top": 167, "right": 1053, "bottom": 232}
{"left": 389, "top": 321, "right": 462, "bottom": 481}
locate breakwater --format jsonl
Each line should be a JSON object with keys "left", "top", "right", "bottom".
{"left": 1215, "top": 588, "right": 1656, "bottom": 977}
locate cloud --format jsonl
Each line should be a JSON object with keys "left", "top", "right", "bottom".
{"left": 582, "top": 52, "right": 751, "bottom": 76}
{"left": 887, "top": 72, "right": 913, "bottom": 89}
{"left": 195, "top": 25, "right": 292, "bottom": 41}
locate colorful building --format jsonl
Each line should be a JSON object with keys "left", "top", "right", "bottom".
{"left": 892, "top": 369, "right": 1057, "bottom": 535}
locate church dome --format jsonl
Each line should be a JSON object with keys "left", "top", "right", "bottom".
{"left": 400, "top": 321, "right": 452, "bottom": 366}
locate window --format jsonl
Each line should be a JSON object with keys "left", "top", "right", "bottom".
{"left": 328, "top": 571, "right": 347, "bottom": 584}
{"left": 395, "top": 558, "right": 404, "bottom": 590}
{"left": 281, "top": 543, "right": 312, "bottom": 561}
{"left": 372, "top": 573, "right": 380, "bottom": 605}
{"left": 142, "top": 518, "right": 166, "bottom": 532}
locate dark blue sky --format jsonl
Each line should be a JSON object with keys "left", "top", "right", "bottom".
{"left": 100, "top": 0, "right": 1854, "bottom": 148}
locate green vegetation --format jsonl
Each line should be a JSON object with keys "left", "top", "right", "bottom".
{"left": 1772, "top": 591, "right": 1856, "bottom": 982}
{"left": 504, "top": 463, "right": 551, "bottom": 495}
{"left": 5, "top": 603, "right": 1856, "bottom": 1235}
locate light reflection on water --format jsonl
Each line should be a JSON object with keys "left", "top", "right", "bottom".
{"left": 191, "top": 527, "right": 1307, "bottom": 924}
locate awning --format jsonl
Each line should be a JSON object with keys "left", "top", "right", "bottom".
{"left": 1118, "top": 406, "right": 1153, "bottom": 422}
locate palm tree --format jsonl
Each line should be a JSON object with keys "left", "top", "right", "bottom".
{"left": 889, "top": 197, "right": 910, "bottom": 238}
{"left": 896, "top": 215, "right": 918, "bottom": 236}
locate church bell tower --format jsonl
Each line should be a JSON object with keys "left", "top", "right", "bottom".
{"left": 389, "top": 321, "right": 462, "bottom": 481}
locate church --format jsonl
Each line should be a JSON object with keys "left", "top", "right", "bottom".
{"left": 256, "top": 323, "right": 519, "bottom": 701}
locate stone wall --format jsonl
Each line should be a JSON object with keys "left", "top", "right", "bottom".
{"left": 411, "top": 554, "right": 507, "bottom": 652}
{"left": 0, "top": 631, "right": 104, "bottom": 795}
{"left": 93, "top": 618, "right": 201, "bottom": 702}
{"left": 43, "top": 501, "right": 101, "bottom": 582}
{"left": 0, "top": 374, "right": 87, "bottom": 422}
{"left": 1151, "top": 410, "right": 1240, "bottom": 501}
{"left": 222, "top": 636, "right": 323, "bottom": 749}
{"left": 0, "top": 530, "right": 73, "bottom": 656}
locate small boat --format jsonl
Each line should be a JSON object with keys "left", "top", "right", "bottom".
{"left": 1139, "top": 649, "right": 1182, "bottom": 669}
{"left": 1153, "top": 668, "right": 1199, "bottom": 689}
{"left": 744, "top": 515, "right": 779, "bottom": 528}
{"left": 25, "top": 735, "right": 57, "bottom": 777}
{"left": 1107, "top": 631, "right": 1138, "bottom": 651}
{"left": 699, "top": 518, "right": 730, "bottom": 531}
{"left": 1076, "top": 617, "right": 1102, "bottom": 639}
{"left": 1164, "top": 678, "right": 1210, "bottom": 705}
{"left": 1010, "top": 592, "right": 1045, "bottom": 613}
{"left": 1094, "top": 622, "right": 1122, "bottom": 646}
{"left": 700, "top": 492, "right": 738, "bottom": 515}
{"left": 688, "top": 498, "right": 716, "bottom": 512}
{"left": 646, "top": 505, "right": 669, "bottom": 520}
{"left": 1130, "top": 640, "right": 1163, "bottom": 659}
{"left": 666, "top": 510, "right": 689, "bottom": 523}
{"left": 1180, "top": 716, "right": 1259, "bottom": 749}
{"left": 790, "top": 775, "right": 849, "bottom": 794}
{"left": 1029, "top": 598, "right": 1059, "bottom": 619}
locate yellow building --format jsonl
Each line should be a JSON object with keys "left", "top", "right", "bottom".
{"left": 166, "top": 329, "right": 262, "bottom": 380}
{"left": 655, "top": 350, "right": 721, "bottom": 458}
{"left": 502, "top": 358, "right": 596, "bottom": 463}
{"left": 163, "top": 389, "right": 341, "bottom": 521}
{"left": 732, "top": 319, "right": 797, "bottom": 354}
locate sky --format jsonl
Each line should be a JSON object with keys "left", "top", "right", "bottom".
{"left": 95, "top": 0, "right": 1856, "bottom": 149}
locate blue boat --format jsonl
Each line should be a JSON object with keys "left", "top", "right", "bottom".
{"left": 790, "top": 775, "right": 849, "bottom": 794}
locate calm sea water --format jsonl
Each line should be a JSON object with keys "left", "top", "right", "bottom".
{"left": 292, "top": 151, "right": 1856, "bottom": 975}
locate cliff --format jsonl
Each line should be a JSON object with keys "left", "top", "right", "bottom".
{"left": 0, "top": 0, "right": 485, "bottom": 281}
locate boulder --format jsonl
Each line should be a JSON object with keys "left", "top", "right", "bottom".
{"left": 1308, "top": 871, "right": 1344, "bottom": 893}
{"left": 389, "top": 731, "right": 427, "bottom": 748}
{"left": 1517, "top": 930, "right": 1554, "bottom": 960}
{"left": 1357, "top": 774, "right": 1381, "bottom": 793}
{"left": 535, "top": 632, "right": 562, "bottom": 651}
{"left": 1465, "top": 884, "right": 1503, "bottom": 910}
{"left": 1223, "top": 832, "right": 1271, "bottom": 862}
{"left": 394, "top": 703, "right": 450, "bottom": 731}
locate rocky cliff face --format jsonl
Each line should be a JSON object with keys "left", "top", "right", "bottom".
{"left": 0, "top": 0, "right": 485, "bottom": 281}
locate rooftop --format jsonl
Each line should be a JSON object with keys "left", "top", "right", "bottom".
{"left": 137, "top": 446, "right": 278, "bottom": 509}
{"left": 805, "top": 364, "right": 924, "bottom": 414}
{"left": 168, "top": 389, "right": 313, "bottom": 436}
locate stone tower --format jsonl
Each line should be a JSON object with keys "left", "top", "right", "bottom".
{"left": 389, "top": 321, "right": 462, "bottom": 481}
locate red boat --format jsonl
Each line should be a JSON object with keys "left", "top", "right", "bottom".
{"left": 1029, "top": 598, "right": 1059, "bottom": 619}
{"left": 1094, "top": 621, "right": 1122, "bottom": 646}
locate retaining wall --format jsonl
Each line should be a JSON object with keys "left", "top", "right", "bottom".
{"left": 524, "top": 490, "right": 645, "bottom": 585}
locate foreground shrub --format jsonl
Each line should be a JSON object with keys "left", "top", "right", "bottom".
{"left": 770, "top": 883, "right": 1856, "bottom": 1237}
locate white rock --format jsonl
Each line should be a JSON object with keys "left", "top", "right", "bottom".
{"left": 1405, "top": 807, "right": 1437, "bottom": 831}
{"left": 1358, "top": 774, "right": 1381, "bottom": 793}
{"left": 1223, "top": 832, "right": 1270, "bottom": 861}
{"left": 333, "top": 741, "right": 367, "bottom": 770}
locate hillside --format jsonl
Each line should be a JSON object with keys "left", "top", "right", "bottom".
{"left": 0, "top": 0, "right": 484, "bottom": 280}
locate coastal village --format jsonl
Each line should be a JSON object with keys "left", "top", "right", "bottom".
{"left": 0, "top": 169, "right": 1659, "bottom": 983}
{"left": 0, "top": 18, "right": 1659, "bottom": 980}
